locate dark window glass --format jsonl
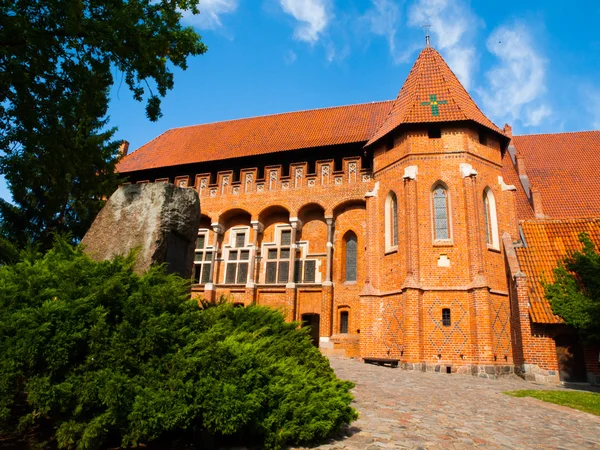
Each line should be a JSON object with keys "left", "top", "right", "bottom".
{"left": 201, "top": 265, "right": 211, "bottom": 284}
{"left": 345, "top": 234, "right": 357, "bottom": 281}
{"left": 237, "top": 263, "right": 248, "bottom": 284}
{"left": 340, "top": 311, "right": 349, "bottom": 334}
{"left": 225, "top": 263, "right": 236, "bottom": 284}
{"left": 229, "top": 250, "right": 238, "bottom": 261}
{"left": 204, "top": 251, "right": 213, "bottom": 261}
{"left": 294, "top": 260, "right": 303, "bottom": 283}
{"left": 281, "top": 229, "right": 292, "bottom": 245}
{"left": 304, "top": 260, "right": 316, "bottom": 283}
{"left": 484, "top": 193, "right": 492, "bottom": 245}
{"left": 240, "top": 250, "right": 250, "bottom": 261}
{"left": 196, "top": 235, "right": 205, "bottom": 249}
{"left": 442, "top": 308, "right": 451, "bottom": 327}
{"left": 235, "top": 233, "right": 246, "bottom": 248}
{"left": 193, "top": 265, "right": 201, "bottom": 284}
{"left": 194, "top": 253, "right": 203, "bottom": 262}
{"left": 280, "top": 248, "right": 290, "bottom": 259}
{"left": 278, "top": 261, "right": 289, "bottom": 283}
{"left": 266, "top": 262, "right": 277, "bottom": 283}
{"left": 267, "top": 248, "right": 278, "bottom": 260}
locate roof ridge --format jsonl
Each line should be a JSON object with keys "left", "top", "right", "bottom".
{"left": 522, "top": 217, "right": 600, "bottom": 224}
{"left": 167, "top": 99, "right": 395, "bottom": 131}
{"left": 514, "top": 129, "right": 600, "bottom": 138}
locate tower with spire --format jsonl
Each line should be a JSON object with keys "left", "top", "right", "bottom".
{"left": 359, "top": 43, "right": 515, "bottom": 374}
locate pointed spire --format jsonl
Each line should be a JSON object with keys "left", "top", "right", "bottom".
{"left": 366, "top": 46, "right": 505, "bottom": 147}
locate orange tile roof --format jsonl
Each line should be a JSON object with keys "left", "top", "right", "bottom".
{"left": 117, "top": 101, "right": 393, "bottom": 173}
{"left": 500, "top": 152, "right": 534, "bottom": 220}
{"left": 516, "top": 218, "right": 600, "bottom": 324}
{"left": 512, "top": 130, "right": 600, "bottom": 219}
{"left": 366, "top": 47, "right": 505, "bottom": 147}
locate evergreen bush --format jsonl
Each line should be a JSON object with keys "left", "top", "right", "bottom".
{"left": 0, "top": 240, "right": 357, "bottom": 449}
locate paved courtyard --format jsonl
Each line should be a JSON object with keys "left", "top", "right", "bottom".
{"left": 292, "top": 357, "right": 600, "bottom": 450}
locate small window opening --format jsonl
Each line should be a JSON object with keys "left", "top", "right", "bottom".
{"left": 442, "top": 308, "right": 451, "bottom": 327}
{"left": 446, "top": 366, "right": 452, "bottom": 374}
{"left": 428, "top": 126, "right": 441, "bottom": 139}
{"left": 340, "top": 311, "right": 349, "bottom": 334}
{"left": 478, "top": 130, "right": 488, "bottom": 145}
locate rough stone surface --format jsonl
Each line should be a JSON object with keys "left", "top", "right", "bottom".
{"left": 289, "top": 357, "right": 600, "bottom": 449}
{"left": 82, "top": 183, "right": 201, "bottom": 278}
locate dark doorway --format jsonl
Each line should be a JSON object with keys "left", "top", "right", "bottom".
{"left": 555, "top": 334, "right": 587, "bottom": 382}
{"left": 301, "top": 314, "right": 320, "bottom": 347}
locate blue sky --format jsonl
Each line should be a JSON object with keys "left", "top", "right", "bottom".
{"left": 2, "top": 0, "right": 600, "bottom": 201}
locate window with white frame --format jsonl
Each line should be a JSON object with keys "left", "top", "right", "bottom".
{"left": 193, "top": 230, "right": 213, "bottom": 284}
{"left": 483, "top": 187, "right": 499, "bottom": 249}
{"left": 385, "top": 192, "right": 398, "bottom": 251}
{"left": 265, "top": 227, "right": 292, "bottom": 284}
{"left": 432, "top": 183, "right": 450, "bottom": 240}
{"left": 294, "top": 244, "right": 318, "bottom": 284}
{"left": 223, "top": 228, "right": 251, "bottom": 284}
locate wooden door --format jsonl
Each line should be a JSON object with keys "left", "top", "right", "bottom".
{"left": 302, "top": 314, "right": 320, "bottom": 347}
{"left": 555, "top": 334, "right": 587, "bottom": 382}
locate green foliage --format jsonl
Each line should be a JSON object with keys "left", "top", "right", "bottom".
{"left": 0, "top": 0, "right": 208, "bottom": 247}
{"left": 505, "top": 390, "right": 600, "bottom": 416}
{"left": 0, "top": 240, "right": 357, "bottom": 449}
{"left": 545, "top": 233, "right": 600, "bottom": 342}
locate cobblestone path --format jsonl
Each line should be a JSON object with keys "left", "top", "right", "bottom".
{"left": 293, "top": 357, "right": 600, "bottom": 449}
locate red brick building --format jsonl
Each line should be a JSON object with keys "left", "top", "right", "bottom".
{"left": 117, "top": 45, "right": 600, "bottom": 385}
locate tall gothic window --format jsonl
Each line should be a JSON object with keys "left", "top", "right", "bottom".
{"left": 345, "top": 232, "right": 357, "bottom": 282}
{"left": 385, "top": 192, "right": 398, "bottom": 250}
{"left": 432, "top": 184, "right": 449, "bottom": 240}
{"left": 224, "top": 228, "right": 251, "bottom": 284}
{"left": 193, "top": 230, "right": 213, "bottom": 284}
{"left": 483, "top": 187, "right": 499, "bottom": 248}
{"left": 265, "top": 228, "right": 291, "bottom": 284}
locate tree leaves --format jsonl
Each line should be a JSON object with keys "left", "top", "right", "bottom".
{"left": 0, "top": 241, "right": 357, "bottom": 449}
{"left": 545, "top": 232, "right": 600, "bottom": 343}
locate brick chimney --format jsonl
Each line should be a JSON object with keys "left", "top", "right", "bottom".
{"left": 530, "top": 187, "right": 546, "bottom": 219}
{"left": 119, "top": 140, "right": 130, "bottom": 157}
{"left": 503, "top": 123, "right": 513, "bottom": 139}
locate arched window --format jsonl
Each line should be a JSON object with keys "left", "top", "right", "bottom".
{"left": 385, "top": 192, "right": 398, "bottom": 250}
{"left": 432, "top": 184, "right": 449, "bottom": 240}
{"left": 483, "top": 187, "right": 499, "bottom": 249}
{"left": 345, "top": 232, "right": 357, "bottom": 282}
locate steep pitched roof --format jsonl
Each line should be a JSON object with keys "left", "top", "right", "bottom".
{"left": 516, "top": 218, "right": 600, "bottom": 324}
{"left": 117, "top": 101, "right": 393, "bottom": 173}
{"left": 366, "top": 47, "right": 505, "bottom": 147}
{"left": 512, "top": 130, "right": 600, "bottom": 219}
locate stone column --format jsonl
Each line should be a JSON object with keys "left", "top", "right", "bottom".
{"left": 247, "top": 220, "right": 263, "bottom": 304}
{"left": 321, "top": 216, "right": 334, "bottom": 342}
{"left": 204, "top": 222, "right": 224, "bottom": 302}
{"left": 285, "top": 218, "right": 301, "bottom": 322}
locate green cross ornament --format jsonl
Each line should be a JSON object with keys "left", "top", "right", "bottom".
{"left": 421, "top": 94, "right": 447, "bottom": 117}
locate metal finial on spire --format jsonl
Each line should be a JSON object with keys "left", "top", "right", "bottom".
{"left": 421, "top": 24, "right": 431, "bottom": 47}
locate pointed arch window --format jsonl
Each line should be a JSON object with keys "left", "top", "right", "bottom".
{"left": 345, "top": 232, "right": 357, "bottom": 282}
{"left": 483, "top": 187, "right": 499, "bottom": 249}
{"left": 432, "top": 184, "right": 450, "bottom": 240}
{"left": 385, "top": 192, "right": 398, "bottom": 251}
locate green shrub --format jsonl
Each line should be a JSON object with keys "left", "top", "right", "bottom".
{"left": 0, "top": 240, "right": 357, "bottom": 449}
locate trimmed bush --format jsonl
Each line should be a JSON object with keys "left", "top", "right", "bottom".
{"left": 0, "top": 240, "right": 357, "bottom": 449}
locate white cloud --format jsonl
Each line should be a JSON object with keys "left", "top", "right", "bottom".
{"left": 180, "top": 0, "right": 238, "bottom": 30}
{"left": 523, "top": 104, "right": 552, "bottom": 127}
{"left": 284, "top": 49, "right": 297, "bottom": 64}
{"left": 363, "top": 0, "right": 403, "bottom": 62}
{"left": 280, "top": 0, "right": 330, "bottom": 43}
{"left": 479, "top": 23, "right": 549, "bottom": 127}
{"left": 408, "top": 0, "right": 480, "bottom": 89}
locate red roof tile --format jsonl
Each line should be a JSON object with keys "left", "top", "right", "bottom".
{"left": 512, "top": 130, "right": 600, "bottom": 219}
{"left": 366, "top": 47, "right": 505, "bottom": 146}
{"left": 117, "top": 101, "right": 393, "bottom": 173}
{"left": 516, "top": 218, "right": 600, "bottom": 324}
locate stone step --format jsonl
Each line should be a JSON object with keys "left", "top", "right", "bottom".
{"left": 320, "top": 347, "right": 346, "bottom": 357}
